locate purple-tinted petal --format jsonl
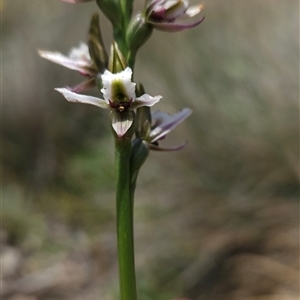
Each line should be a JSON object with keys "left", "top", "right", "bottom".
{"left": 149, "top": 141, "right": 187, "bottom": 151}
{"left": 163, "top": 0, "right": 188, "bottom": 20}
{"left": 67, "top": 78, "right": 96, "bottom": 93}
{"left": 184, "top": 4, "right": 204, "bottom": 18}
{"left": 149, "top": 16, "right": 205, "bottom": 32}
{"left": 146, "top": 0, "right": 164, "bottom": 18}
{"left": 38, "top": 50, "right": 94, "bottom": 75}
{"left": 150, "top": 108, "right": 192, "bottom": 142}
{"left": 133, "top": 94, "right": 162, "bottom": 109}
{"left": 55, "top": 88, "right": 109, "bottom": 109}
{"left": 146, "top": 0, "right": 205, "bottom": 30}
{"left": 111, "top": 111, "right": 134, "bottom": 137}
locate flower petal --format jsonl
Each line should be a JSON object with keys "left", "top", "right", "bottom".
{"left": 150, "top": 108, "right": 192, "bottom": 142}
{"left": 133, "top": 94, "right": 162, "bottom": 109}
{"left": 55, "top": 88, "right": 109, "bottom": 109}
{"left": 184, "top": 4, "right": 204, "bottom": 18}
{"left": 148, "top": 16, "right": 204, "bottom": 32}
{"left": 111, "top": 111, "right": 134, "bottom": 137}
{"left": 38, "top": 49, "right": 93, "bottom": 75}
{"left": 68, "top": 42, "right": 91, "bottom": 63}
{"left": 146, "top": 0, "right": 165, "bottom": 16}
{"left": 163, "top": 0, "right": 188, "bottom": 20}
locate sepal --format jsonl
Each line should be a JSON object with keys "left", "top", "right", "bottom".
{"left": 108, "top": 42, "right": 127, "bottom": 73}
{"left": 88, "top": 14, "right": 108, "bottom": 72}
{"left": 55, "top": 88, "right": 109, "bottom": 109}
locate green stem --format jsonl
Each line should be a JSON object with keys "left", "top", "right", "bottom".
{"left": 115, "top": 136, "right": 137, "bottom": 300}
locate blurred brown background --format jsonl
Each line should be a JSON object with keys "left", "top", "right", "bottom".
{"left": 2, "top": 1, "right": 299, "bottom": 300}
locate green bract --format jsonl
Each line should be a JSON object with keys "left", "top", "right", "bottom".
{"left": 96, "top": 0, "right": 122, "bottom": 28}
{"left": 88, "top": 13, "right": 108, "bottom": 73}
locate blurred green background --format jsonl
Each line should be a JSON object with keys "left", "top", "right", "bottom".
{"left": 2, "top": 1, "right": 299, "bottom": 300}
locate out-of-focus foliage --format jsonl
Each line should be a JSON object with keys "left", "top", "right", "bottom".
{"left": 2, "top": 0, "right": 299, "bottom": 300}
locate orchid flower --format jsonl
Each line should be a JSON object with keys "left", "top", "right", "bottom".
{"left": 146, "top": 108, "right": 192, "bottom": 150}
{"left": 39, "top": 42, "right": 98, "bottom": 93}
{"left": 55, "top": 67, "right": 162, "bottom": 137}
{"left": 144, "top": 0, "right": 204, "bottom": 32}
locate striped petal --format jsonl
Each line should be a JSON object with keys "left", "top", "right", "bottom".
{"left": 111, "top": 111, "right": 134, "bottom": 137}
{"left": 133, "top": 94, "right": 162, "bottom": 109}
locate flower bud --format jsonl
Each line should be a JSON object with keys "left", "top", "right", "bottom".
{"left": 130, "top": 138, "right": 150, "bottom": 180}
{"left": 88, "top": 13, "right": 108, "bottom": 73}
{"left": 126, "top": 14, "right": 153, "bottom": 54}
